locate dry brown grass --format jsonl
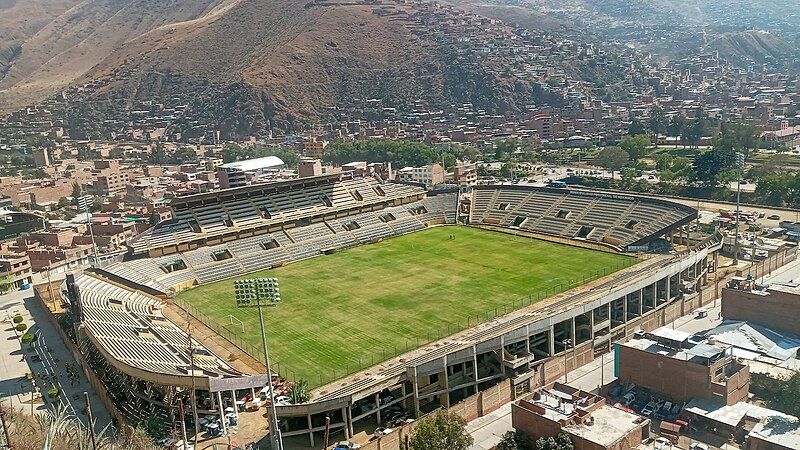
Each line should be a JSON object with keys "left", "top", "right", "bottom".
{"left": 4, "top": 405, "right": 158, "bottom": 450}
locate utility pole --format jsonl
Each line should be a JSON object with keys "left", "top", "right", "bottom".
{"left": 562, "top": 339, "right": 572, "bottom": 383}
{"left": 323, "top": 416, "right": 331, "bottom": 450}
{"left": 0, "top": 403, "right": 11, "bottom": 450}
{"left": 733, "top": 151, "right": 745, "bottom": 266}
{"left": 77, "top": 194, "right": 99, "bottom": 265}
{"left": 187, "top": 320, "right": 199, "bottom": 449}
{"left": 84, "top": 392, "right": 98, "bottom": 450}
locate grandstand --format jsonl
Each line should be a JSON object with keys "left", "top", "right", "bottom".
{"left": 129, "top": 173, "right": 429, "bottom": 257}
{"left": 469, "top": 185, "right": 696, "bottom": 250}
{"left": 60, "top": 178, "right": 731, "bottom": 447}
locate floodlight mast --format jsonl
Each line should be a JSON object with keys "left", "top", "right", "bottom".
{"left": 235, "top": 278, "right": 283, "bottom": 450}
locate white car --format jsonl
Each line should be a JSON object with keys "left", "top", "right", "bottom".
{"left": 654, "top": 437, "right": 672, "bottom": 450}
{"left": 373, "top": 427, "right": 394, "bottom": 439}
{"left": 273, "top": 395, "right": 292, "bottom": 406}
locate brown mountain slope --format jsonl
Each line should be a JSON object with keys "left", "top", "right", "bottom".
{"left": 57, "top": 0, "right": 534, "bottom": 136}
{"left": 0, "top": 0, "right": 234, "bottom": 111}
{"left": 0, "top": 0, "right": 83, "bottom": 79}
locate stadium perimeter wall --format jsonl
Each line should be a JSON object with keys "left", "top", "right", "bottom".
{"left": 357, "top": 380, "right": 513, "bottom": 450}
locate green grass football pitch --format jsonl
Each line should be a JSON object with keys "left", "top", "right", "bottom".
{"left": 175, "top": 226, "right": 635, "bottom": 388}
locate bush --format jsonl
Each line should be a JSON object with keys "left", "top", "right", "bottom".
{"left": 21, "top": 332, "right": 37, "bottom": 345}
{"left": 47, "top": 387, "right": 59, "bottom": 398}
{"left": 12, "top": 315, "right": 23, "bottom": 324}
{"left": 15, "top": 323, "right": 27, "bottom": 332}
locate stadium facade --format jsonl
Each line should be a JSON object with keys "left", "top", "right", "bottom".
{"left": 57, "top": 173, "right": 736, "bottom": 446}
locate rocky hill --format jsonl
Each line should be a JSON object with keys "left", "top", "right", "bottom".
{"left": 0, "top": 0, "right": 551, "bottom": 137}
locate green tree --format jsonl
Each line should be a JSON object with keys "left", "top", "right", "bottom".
{"left": 287, "top": 379, "right": 310, "bottom": 404}
{"left": 169, "top": 147, "right": 200, "bottom": 165}
{"left": 499, "top": 163, "right": 514, "bottom": 179}
{"left": 619, "top": 135, "right": 651, "bottom": 162}
{"left": 628, "top": 119, "right": 646, "bottom": 136}
{"left": 0, "top": 277, "right": 14, "bottom": 294}
{"left": 693, "top": 148, "right": 736, "bottom": 187}
{"left": 71, "top": 182, "right": 83, "bottom": 201}
{"left": 498, "top": 431, "right": 532, "bottom": 450}
{"left": 57, "top": 197, "right": 70, "bottom": 209}
{"left": 593, "top": 146, "right": 629, "bottom": 180}
{"left": 667, "top": 115, "right": 685, "bottom": 140}
{"left": 149, "top": 142, "right": 167, "bottom": 165}
{"left": 494, "top": 139, "right": 518, "bottom": 161}
{"left": 750, "top": 372, "right": 800, "bottom": 417}
{"left": 648, "top": 107, "right": 668, "bottom": 137}
{"left": 409, "top": 410, "right": 473, "bottom": 450}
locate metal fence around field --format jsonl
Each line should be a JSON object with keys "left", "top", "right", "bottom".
{"left": 170, "top": 255, "right": 640, "bottom": 389}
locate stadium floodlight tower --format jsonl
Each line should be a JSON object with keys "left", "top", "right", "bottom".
{"left": 235, "top": 277, "right": 284, "bottom": 450}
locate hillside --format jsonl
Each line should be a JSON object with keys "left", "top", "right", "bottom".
{"left": 703, "top": 30, "right": 795, "bottom": 66}
{"left": 0, "top": 0, "right": 235, "bottom": 111}
{"left": 1, "top": 0, "right": 544, "bottom": 136}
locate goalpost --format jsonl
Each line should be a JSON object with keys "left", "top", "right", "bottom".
{"left": 223, "top": 314, "right": 245, "bottom": 334}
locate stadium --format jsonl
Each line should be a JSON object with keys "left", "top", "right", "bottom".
{"left": 59, "top": 172, "right": 722, "bottom": 447}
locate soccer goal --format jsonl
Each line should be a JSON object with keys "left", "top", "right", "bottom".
{"left": 223, "top": 314, "right": 245, "bottom": 334}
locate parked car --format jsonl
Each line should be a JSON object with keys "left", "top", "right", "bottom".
{"left": 689, "top": 443, "right": 709, "bottom": 450}
{"left": 641, "top": 401, "right": 657, "bottom": 417}
{"left": 661, "top": 401, "right": 673, "bottom": 415}
{"left": 688, "top": 334, "right": 705, "bottom": 345}
{"left": 768, "top": 214, "right": 781, "bottom": 220}
{"left": 333, "top": 441, "right": 361, "bottom": 450}
{"left": 654, "top": 437, "right": 672, "bottom": 450}
{"left": 622, "top": 392, "right": 636, "bottom": 406}
{"left": 373, "top": 427, "right": 394, "bottom": 439}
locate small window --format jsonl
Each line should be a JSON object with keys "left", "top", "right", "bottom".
{"left": 160, "top": 259, "right": 187, "bottom": 273}
{"left": 351, "top": 190, "right": 364, "bottom": 201}
{"left": 409, "top": 205, "right": 428, "bottom": 215}
{"left": 320, "top": 195, "right": 333, "bottom": 207}
{"left": 260, "top": 238, "right": 280, "bottom": 250}
{"left": 556, "top": 210, "right": 570, "bottom": 219}
{"left": 379, "top": 213, "right": 396, "bottom": 223}
{"left": 342, "top": 221, "right": 361, "bottom": 231}
{"left": 375, "top": 186, "right": 386, "bottom": 197}
{"left": 211, "top": 249, "right": 233, "bottom": 261}
{"left": 498, "top": 202, "right": 510, "bottom": 211}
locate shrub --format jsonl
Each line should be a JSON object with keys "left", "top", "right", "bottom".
{"left": 21, "top": 332, "right": 37, "bottom": 345}
{"left": 12, "top": 315, "right": 23, "bottom": 324}
{"left": 15, "top": 323, "right": 27, "bottom": 332}
{"left": 47, "top": 387, "right": 59, "bottom": 398}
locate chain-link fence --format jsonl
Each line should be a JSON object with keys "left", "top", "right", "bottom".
{"left": 172, "top": 256, "right": 638, "bottom": 388}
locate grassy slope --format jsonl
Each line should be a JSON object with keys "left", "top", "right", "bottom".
{"left": 176, "top": 226, "right": 634, "bottom": 387}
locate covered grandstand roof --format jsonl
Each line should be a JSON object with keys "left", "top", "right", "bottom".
{"left": 219, "top": 156, "right": 285, "bottom": 172}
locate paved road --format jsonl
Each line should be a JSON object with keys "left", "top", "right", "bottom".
{"left": 0, "top": 288, "right": 111, "bottom": 433}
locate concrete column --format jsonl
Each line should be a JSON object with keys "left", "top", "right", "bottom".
{"left": 548, "top": 326, "right": 555, "bottom": 356}
{"left": 412, "top": 367, "right": 421, "bottom": 417}
{"left": 216, "top": 391, "right": 227, "bottom": 436}
{"left": 442, "top": 355, "right": 450, "bottom": 408}
{"left": 375, "top": 393, "right": 382, "bottom": 425}
{"left": 472, "top": 346, "right": 479, "bottom": 387}
{"left": 638, "top": 289, "right": 643, "bottom": 315}
{"left": 347, "top": 405, "right": 354, "bottom": 438}
{"left": 307, "top": 414, "right": 315, "bottom": 447}
{"left": 341, "top": 407, "right": 350, "bottom": 439}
